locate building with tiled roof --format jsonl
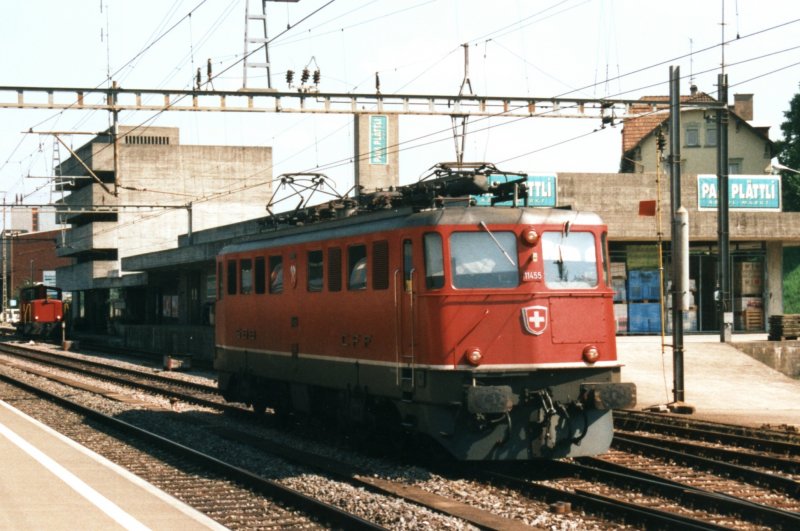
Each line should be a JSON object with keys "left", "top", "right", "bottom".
{"left": 620, "top": 87, "right": 773, "bottom": 175}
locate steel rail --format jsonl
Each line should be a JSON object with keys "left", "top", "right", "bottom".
{"left": 572, "top": 457, "right": 800, "bottom": 529}
{"left": 0, "top": 371, "right": 385, "bottom": 531}
{"left": 613, "top": 435, "right": 800, "bottom": 499}
{"left": 0, "top": 342, "right": 241, "bottom": 414}
{"left": 615, "top": 410, "right": 800, "bottom": 454}
{"left": 616, "top": 430, "right": 800, "bottom": 473}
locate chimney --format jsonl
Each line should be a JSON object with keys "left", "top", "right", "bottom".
{"left": 690, "top": 84, "right": 698, "bottom": 96}
{"left": 734, "top": 93, "right": 753, "bottom": 121}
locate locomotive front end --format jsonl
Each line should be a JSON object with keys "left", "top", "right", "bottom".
{"left": 408, "top": 209, "right": 637, "bottom": 460}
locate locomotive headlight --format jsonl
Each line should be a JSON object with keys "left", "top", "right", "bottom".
{"left": 521, "top": 227, "right": 539, "bottom": 246}
{"left": 582, "top": 345, "right": 600, "bottom": 364}
{"left": 466, "top": 347, "right": 483, "bottom": 366}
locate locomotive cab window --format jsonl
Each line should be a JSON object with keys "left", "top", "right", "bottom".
{"left": 450, "top": 231, "right": 519, "bottom": 289}
{"left": 424, "top": 233, "right": 444, "bottom": 289}
{"left": 542, "top": 231, "right": 598, "bottom": 289}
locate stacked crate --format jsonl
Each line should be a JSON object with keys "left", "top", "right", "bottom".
{"left": 768, "top": 314, "right": 800, "bottom": 340}
{"left": 733, "top": 262, "right": 764, "bottom": 331}
{"left": 627, "top": 269, "right": 661, "bottom": 333}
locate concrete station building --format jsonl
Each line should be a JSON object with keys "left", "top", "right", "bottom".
{"left": 47, "top": 93, "right": 800, "bottom": 363}
{"left": 54, "top": 126, "right": 272, "bottom": 348}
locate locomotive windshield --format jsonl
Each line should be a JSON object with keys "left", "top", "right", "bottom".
{"left": 450, "top": 231, "right": 519, "bottom": 289}
{"left": 542, "top": 231, "right": 598, "bottom": 289}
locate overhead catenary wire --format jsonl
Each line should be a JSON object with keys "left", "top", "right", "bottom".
{"left": 4, "top": 4, "right": 800, "bottom": 216}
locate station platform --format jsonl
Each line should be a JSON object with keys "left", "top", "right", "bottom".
{"left": 0, "top": 399, "right": 226, "bottom": 530}
{"left": 617, "top": 334, "right": 800, "bottom": 428}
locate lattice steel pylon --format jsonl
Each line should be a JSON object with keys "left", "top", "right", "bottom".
{"left": 243, "top": 0, "right": 272, "bottom": 89}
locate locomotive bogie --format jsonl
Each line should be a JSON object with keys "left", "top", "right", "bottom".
{"left": 215, "top": 206, "right": 636, "bottom": 460}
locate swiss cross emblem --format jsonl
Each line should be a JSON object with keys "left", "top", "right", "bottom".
{"left": 521, "top": 305, "right": 548, "bottom": 335}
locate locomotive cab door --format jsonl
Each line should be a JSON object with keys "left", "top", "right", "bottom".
{"left": 395, "top": 238, "right": 417, "bottom": 396}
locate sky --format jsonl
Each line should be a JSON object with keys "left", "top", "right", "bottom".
{"left": 1, "top": 0, "right": 799, "bottom": 219}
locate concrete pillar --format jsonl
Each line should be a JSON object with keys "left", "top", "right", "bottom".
{"left": 353, "top": 114, "right": 400, "bottom": 193}
{"left": 766, "top": 241, "right": 783, "bottom": 319}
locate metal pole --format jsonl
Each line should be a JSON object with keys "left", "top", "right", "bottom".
{"left": 112, "top": 80, "right": 120, "bottom": 196}
{"left": 1, "top": 199, "right": 6, "bottom": 315}
{"left": 669, "top": 65, "right": 686, "bottom": 405}
{"left": 717, "top": 73, "right": 732, "bottom": 342}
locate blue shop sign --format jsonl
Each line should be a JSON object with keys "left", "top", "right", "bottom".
{"left": 697, "top": 174, "right": 781, "bottom": 211}
{"left": 474, "top": 174, "right": 557, "bottom": 207}
{"left": 369, "top": 115, "right": 388, "bottom": 165}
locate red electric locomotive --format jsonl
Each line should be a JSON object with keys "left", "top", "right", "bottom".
{"left": 17, "top": 284, "right": 66, "bottom": 339}
{"left": 215, "top": 163, "right": 636, "bottom": 460}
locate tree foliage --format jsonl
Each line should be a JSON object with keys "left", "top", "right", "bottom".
{"left": 776, "top": 91, "right": 800, "bottom": 211}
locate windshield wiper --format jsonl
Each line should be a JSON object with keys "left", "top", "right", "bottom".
{"left": 479, "top": 221, "right": 516, "bottom": 266}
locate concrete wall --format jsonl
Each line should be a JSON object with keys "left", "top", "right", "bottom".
{"left": 766, "top": 242, "right": 783, "bottom": 319}
{"left": 57, "top": 127, "right": 272, "bottom": 292}
{"left": 107, "top": 323, "right": 215, "bottom": 365}
{"left": 557, "top": 172, "right": 800, "bottom": 242}
{"left": 733, "top": 340, "right": 800, "bottom": 378}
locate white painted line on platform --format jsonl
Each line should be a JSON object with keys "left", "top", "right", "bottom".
{"left": 0, "top": 419, "right": 150, "bottom": 531}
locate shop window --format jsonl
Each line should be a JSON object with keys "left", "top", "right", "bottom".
{"left": 348, "top": 245, "right": 367, "bottom": 290}
{"left": 308, "top": 250, "right": 324, "bottom": 292}
{"left": 269, "top": 256, "right": 283, "bottom": 294}
{"left": 328, "top": 247, "right": 342, "bottom": 292}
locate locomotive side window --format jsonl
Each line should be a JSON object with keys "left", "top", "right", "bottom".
{"left": 255, "top": 257, "right": 266, "bottom": 294}
{"left": 372, "top": 240, "right": 389, "bottom": 290}
{"left": 217, "top": 262, "right": 223, "bottom": 299}
{"left": 542, "top": 231, "right": 598, "bottom": 289}
{"left": 240, "top": 259, "right": 253, "bottom": 294}
{"left": 424, "top": 233, "right": 445, "bottom": 289}
{"left": 348, "top": 245, "right": 367, "bottom": 290}
{"left": 403, "top": 239, "right": 413, "bottom": 292}
{"left": 450, "top": 231, "right": 519, "bottom": 289}
{"left": 308, "top": 250, "right": 324, "bottom": 292}
{"left": 601, "top": 232, "right": 610, "bottom": 286}
{"left": 328, "top": 247, "right": 342, "bottom": 292}
{"left": 227, "top": 260, "right": 237, "bottom": 295}
{"left": 269, "top": 256, "right": 283, "bottom": 294}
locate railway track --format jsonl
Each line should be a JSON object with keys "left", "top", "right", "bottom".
{"left": 0, "top": 340, "right": 241, "bottom": 413}
{"left": 0, "top": 340, "right": 534, "bottom": 529}
{"left": 4, "top": 339, "right": 798, "bottom": 529}
{"left": 0, "top": 371, "right": 378, "bottom": 530}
